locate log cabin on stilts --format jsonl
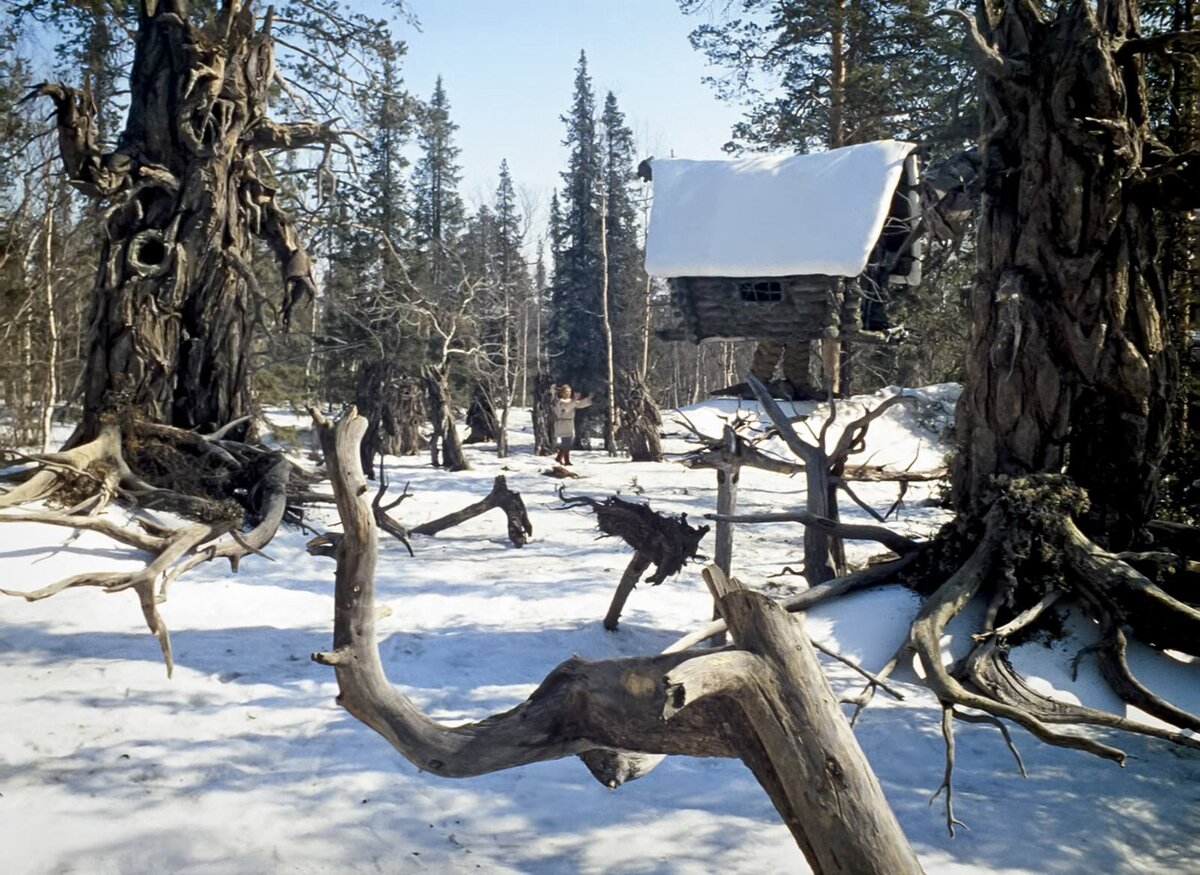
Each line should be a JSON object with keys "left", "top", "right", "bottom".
{"left": 640, "top": 140, "right": 923, "bottom": 399}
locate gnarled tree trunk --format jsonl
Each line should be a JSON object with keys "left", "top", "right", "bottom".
{"left": 356, "top": 362, "right": 424, "bottom": 478}
{"left": 952, "top": 1, "right": 1177, "bottom": 549}
{"left": 616, "top": 369, "right": 663, "bottom": 462}
{"left": 313, "top": 410, "right": 924, "bottom": 875}
{"left": 31, "top": 0, "right": 322, "bottom": 443}
{"left": 423, "top": 365, "right": 470, "bottom": 471}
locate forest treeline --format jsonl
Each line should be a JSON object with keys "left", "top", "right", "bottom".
{"left": 0, "top": 1, "right": 1194, "bottom": 505}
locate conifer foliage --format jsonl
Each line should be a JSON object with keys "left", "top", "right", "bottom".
{"left": 547, "top": 52, "right": 651, "bottom": 447}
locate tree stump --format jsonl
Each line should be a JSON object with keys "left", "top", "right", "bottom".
{"left": 464, "top": 384, "right": 499, "bottom": 444}
{"left": 533, "top": 371, "right": 556, "bottom": 456}
{"left": 423, "top": 365, "right": 470, "bottom": 472}
{"left": 559, "top": 490, "right": 708, "bottom": 629}
{"left": 616, "top": 369, "right": 663, "bottom": 462}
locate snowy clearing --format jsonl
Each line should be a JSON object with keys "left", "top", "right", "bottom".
{"left": 1, "top": 388, "right": 1197, "bottom": 874}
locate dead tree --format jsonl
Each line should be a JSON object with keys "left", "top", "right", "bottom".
{"left": 423, "top": 365, "right": 470, "bottom": 472}
{"left": 558, "top": 489, "right": 708, "bottom": 630}
{"left": 743, "top": 374, "right": 918, "bottom": 585}
{"left": 0, "top": 419, "right": 309, "bottom": 674}
{"left": 356, "top": 363, "right": 425, "bottom": 479}
{"left": 23, "top": 1, "right": 359, "bottom": 442}
{"left": 532, "top": 371, "right": 556, "bottom": 456}
{"left": 410, "top": 475, "right": 532, "bottom": 547}
{"left": 0, "top": 1, "right": 378, "bottom": 637}
{"left": 616, "top": 369, "right": 663, "bottom": 462}
{"left": 463, "top": 384, "right": 499, "bottom": 444}
{"left": 311, "top": 410, "right": 924, "bottom": 874}
{"left": 678, "top": 381, "right": 919, "bottom": 587}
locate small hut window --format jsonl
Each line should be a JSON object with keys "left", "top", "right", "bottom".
{"left": 737, "top": 280, "right": 784, "bottom": 302}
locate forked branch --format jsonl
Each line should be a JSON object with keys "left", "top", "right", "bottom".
{"left": 310, "top": 410, "right": 923, "bottom": 875}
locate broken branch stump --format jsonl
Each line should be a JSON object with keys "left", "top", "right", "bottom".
{"left": 702, "top": 566, "right": 924, "bottom": 874}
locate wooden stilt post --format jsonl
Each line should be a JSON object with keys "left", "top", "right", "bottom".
{"left": 710, "top": 424, "right": 741, "bottom": 646}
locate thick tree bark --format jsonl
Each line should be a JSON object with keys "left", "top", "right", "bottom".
{"left": 32, "top": 2, "right": 320, "bottom": 442}
{"left": 615, "top": 369, "right": 663, "bottom": 462}
{"left": 464, "top": 384, "right": 499, "bottom": 444}
{"left": 423, "top": 365, "right": 470, "bottom": 472}
{"left": 356, "top": 363, "right": 424, "bottom": 478}
{"left": 952, "top": 1, "right": 1176, "bottom": 548}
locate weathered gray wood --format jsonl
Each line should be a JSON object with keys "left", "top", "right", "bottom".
{"left": 747, "top": 374, "right": 843, "bottom": 583}
{"left": 616, "top": 369, "right": 663, "bottom": 462}
{"left": 708, "top": 510, "right": 919, "bottom": 556}
{"left": 696, "top": 567, "right": 924, "bottom": 875}
{"left": 314, "top": 411, "right": 923, "bottom": 872}
{"left": 665, "top": 554, "right": 920, "bottom": 654}
{"left": 603, "top": 551, "right": 652, "bottom": 631}
{"left": 668, "top": 276, "right": 841, "bottom": 343}
{"left": 710, "top": 441, "right": 739, "bottom": 647}
{"left": 411, "top": 475, "right": 531, "bottom": 547}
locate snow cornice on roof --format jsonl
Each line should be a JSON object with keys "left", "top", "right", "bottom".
{"left": 644, "top": 140, "right": 917, "bottom": 279}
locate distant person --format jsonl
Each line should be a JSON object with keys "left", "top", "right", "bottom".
{"left": 553, "top": 384, "right": 592, "bottom": 466}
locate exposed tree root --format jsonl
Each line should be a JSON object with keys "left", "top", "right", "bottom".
{"left": 961, "top": 637, "right": 1200, "bottom": 748}
{"left": 909, "top": 514, "right": 1129, "bottom": 762}
{"left": 1, "top": 519, "right": 220, "bottom": 676}
{"left": 557, "top": 489, "right": 709, "bottom": 630}
{"left": 929, "top": 707, "right": 969, "bottom": 838}
{"left": 0, "top": 417, "right": 302, "bottom": 674}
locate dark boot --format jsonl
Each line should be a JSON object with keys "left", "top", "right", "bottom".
{"left": 563, "top": 449, "right": 573, "bottom": 467}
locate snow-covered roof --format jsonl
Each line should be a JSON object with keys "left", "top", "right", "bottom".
{"left": 644, "top": 140, "right": 916, "bottom": 279}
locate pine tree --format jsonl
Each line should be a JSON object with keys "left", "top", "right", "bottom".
{"left": 411, "top": 76, "right": 466, "bottom": 291}
{"left": 682, "top": 0, "right": 973, "bottom": 156}
{"left": 548, "top": 51, "right": 604, "bottom": 422}
{"left": 598, "top": 92, "right": 647, "bottom": 377}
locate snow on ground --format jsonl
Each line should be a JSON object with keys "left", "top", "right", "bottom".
{"left": 1, "top": 390, "right": 1197, "bottom": 874}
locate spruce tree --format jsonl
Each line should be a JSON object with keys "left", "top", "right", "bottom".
{"left": 548, "top": 51, "right": 604, "bottom": 419}
{"left": 598, "top": 91, "right": 646, "bottom": 376}
{"left": 411, "top": 75, "right": 466, "bottom": 291}
{"left": 409, "top": 76, "right": 470, "bottom": 470}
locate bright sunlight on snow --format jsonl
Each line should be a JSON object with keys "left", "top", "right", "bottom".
{"left": 2, "top": 389, "right": 1197, "bottom": 874}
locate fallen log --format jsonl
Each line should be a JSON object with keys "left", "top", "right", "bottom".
{"left": 410, "top": 475, "right": 532, "bottom": 547}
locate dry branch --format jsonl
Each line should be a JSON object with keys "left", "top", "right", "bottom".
{"left": 310, "top": 409, "right": 923, "bottom": 873}
{"left": 707, "top": 510, "right": 920, "bottom": 556}
{"left": 410, "top": 475, "right": 531, "bottom": 547}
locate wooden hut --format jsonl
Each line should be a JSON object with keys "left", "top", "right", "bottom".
{"left": 642, "top": 140, "right": 922, "bottom": 347}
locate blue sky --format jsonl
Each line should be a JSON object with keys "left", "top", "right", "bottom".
{"left": 398, "top": 0, "right": 746, "bottom": 220}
